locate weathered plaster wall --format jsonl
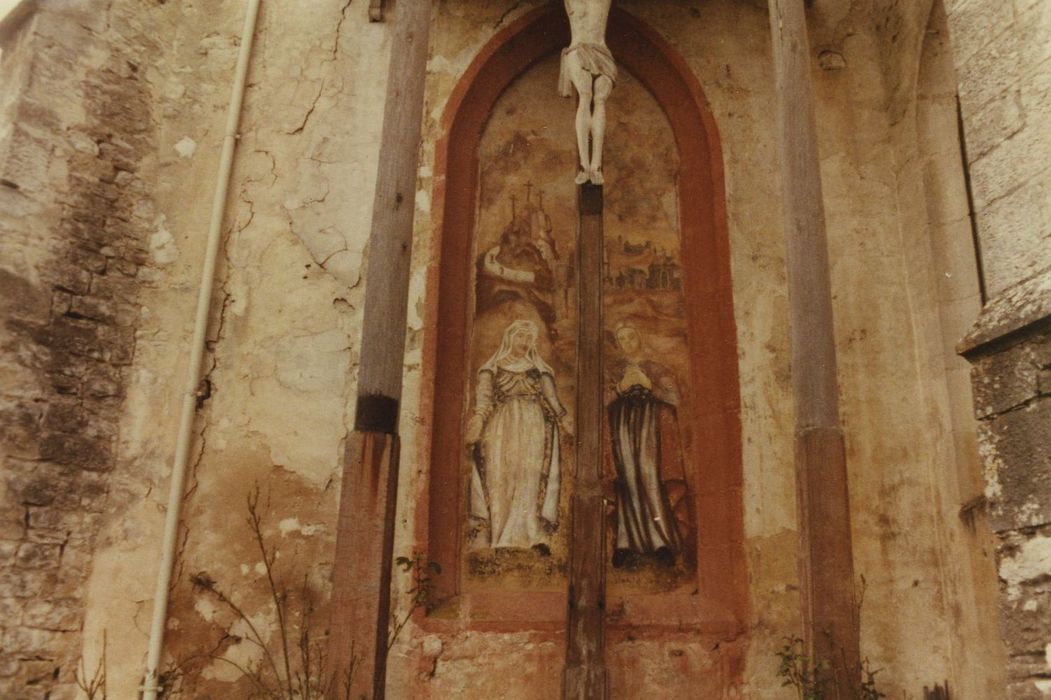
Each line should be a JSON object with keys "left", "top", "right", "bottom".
{"left": 787, "top": 0, "right": 1004, "bottom": 694}
{"left": 871, "top": 0, "right": 1051, "bottom": 696}
{"left": 0, "top": 0, "right": 1021, "bottom": 697}
{"left": 869, "top": 0, "right": 1009, "bottom": 695}
{"left": 0, "top": 2, "right": 162, "bottom": 697}
{"left": 74, "top": 0, "right": 389, "bottom": 696}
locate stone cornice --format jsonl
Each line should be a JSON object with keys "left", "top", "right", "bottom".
{"left": 959, "top": 266, "right": 1051, "bottom": 358}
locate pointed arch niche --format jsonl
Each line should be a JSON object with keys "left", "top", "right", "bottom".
{"left": 418, "top": 6, "right": 745, "bottom": 635}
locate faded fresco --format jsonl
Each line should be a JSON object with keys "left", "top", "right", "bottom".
{"left": 466, "top": 319, "right": 569, "bottom": 554}
{"left": 463, "top": 53, "right": 695, "bottom": 594}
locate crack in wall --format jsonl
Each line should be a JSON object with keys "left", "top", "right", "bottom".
{"left": 287, "top": 83, "right": 325, "bottom": 136}
{"left": 286, "top": 0, "right": 353, "bottom": 137}
{"left": 494, "top": 0, "right": 526, "bottom": 29}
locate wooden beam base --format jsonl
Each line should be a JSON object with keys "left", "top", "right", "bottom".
{"left": 563, "top": 493, "right": 609, "bottom": 700}
{"left": 326, "top": 431, "right": 400, "bottom": 700}
{"left": 795, "top": 426, "right": 859, "bottom": 698}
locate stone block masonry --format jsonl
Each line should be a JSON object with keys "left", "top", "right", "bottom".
{"left": 947, "top": 0, "right": 1051, "bottom": 296}
{"left": 961, "top": 271, "right": 1051, "bottom": 700}
{"left": 0, "top": 3, "right": 159, "bottom": 697}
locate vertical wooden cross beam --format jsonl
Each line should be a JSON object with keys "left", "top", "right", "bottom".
{"left": 563, "top": 183, "right": 608, "bottom": 700}
{"left": 768, "top": 0, "right": 860, "bottom": 696}
{"left": 325, "top": 2, "right": 431, "bottom": 698}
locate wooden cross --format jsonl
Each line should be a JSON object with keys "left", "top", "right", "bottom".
{"left": 563, "top": 183, "right": 608, "bottom": 699}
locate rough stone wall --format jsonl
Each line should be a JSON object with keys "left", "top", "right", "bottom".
{"left": 0, "top": 2, "right": 161, "bottom": 697}
{"left": 945, "top": 0, "right": 1050, "bottom": 297}
{"left": 962, "top": 283, "right": 1051, "bottom": 698}
{"left": 941, "top": 0, "right": 1051, "bottom": 696}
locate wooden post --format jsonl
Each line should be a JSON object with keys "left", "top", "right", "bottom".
{"left": 326, "top": 2, "right": 431, "bottom": 698}
{"left": 327, "top": 432, "right": 399, "bottom": 698}
{"left": 563, "top": 184, "right": 608, "bottom": 700}
{"left": 369, "top": 0, "right": 384, "bottom": 23}
{"left": 767, "top": 1, "right": 860, "bottom": 697}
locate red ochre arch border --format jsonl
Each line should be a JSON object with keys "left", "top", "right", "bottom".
{"left": 417, "top": 5, "right": 745, "bottom": 636}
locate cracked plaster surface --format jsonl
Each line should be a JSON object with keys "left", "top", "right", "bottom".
{"left": 73, "top": 1, "right": 383, "bottom": 695}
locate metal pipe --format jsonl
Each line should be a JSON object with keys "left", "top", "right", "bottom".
{"left": 141, "top": 1, "right": 260, "bottom": 696}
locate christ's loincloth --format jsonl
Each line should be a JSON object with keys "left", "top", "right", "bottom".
{"left": 559, "top": 43, "right": 618, "bottom": 97}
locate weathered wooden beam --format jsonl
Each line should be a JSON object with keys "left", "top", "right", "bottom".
{"left": 563, "top": 184, "right": 608, "bottom": 700}
{"left": 327, "top": 432, "right": 400, "bottom": 698}
{"left": 767, "top": 0, "right": 860, "bottom": 696}
{"left": 353, "top": 1, "right": 431, "bottom": 417}
{"left": 924, "top": 681, "right": 951, "bottom": 699}
{"left": 325, "top": 1, "right": 431, "bottom": 698}
{"left": 369, "top": 0, "right": 384, "bottom": 23}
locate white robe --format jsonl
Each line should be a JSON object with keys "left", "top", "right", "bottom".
{"left": 469, "top": 360, "right": 563, "bottom": 548}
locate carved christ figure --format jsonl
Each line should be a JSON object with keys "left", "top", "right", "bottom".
{"left": 559, "top": 0, "right": 617, "bottom": 185}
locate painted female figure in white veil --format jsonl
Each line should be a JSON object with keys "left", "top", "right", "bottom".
{"left": 465, "top": 319, "right": 568, "bottom": 552}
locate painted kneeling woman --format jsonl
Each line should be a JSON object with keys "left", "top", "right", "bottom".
{"left": 466, "top": 319, "right": 570, "bottom": 555}
{"left": 605, "top": 323, "right": 690, "bottom": 568}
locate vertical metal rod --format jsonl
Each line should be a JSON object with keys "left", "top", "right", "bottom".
{"left": 768, "top": 0, "right": 860, "bottom": 696}
{"left": 563, "top": 184, "right": 608, "bottom": 700}
{"left": 141, "top": 2, "right": 261, "bottom": 697}
{"left": 955, "top": 95, "right": 987, "bottom": 305}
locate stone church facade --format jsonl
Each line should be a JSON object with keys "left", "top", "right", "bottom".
{"left": 0, "top": 0, "right": 1048, "bottom": 698}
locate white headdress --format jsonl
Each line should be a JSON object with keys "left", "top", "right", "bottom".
{"left": 480, "top": 319, "right": 555, "bottom": 376}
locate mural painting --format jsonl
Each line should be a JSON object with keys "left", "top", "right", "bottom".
{"left": 462, "top": 53, "right": 697, "bottom": 594}
{"left": 466, "top": 319, "right": 569, "bottom": 555}
{"left": 605, "top": 324, "right": 690, "bottom": 571}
